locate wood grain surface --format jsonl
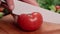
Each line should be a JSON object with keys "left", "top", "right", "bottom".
{"left": 0, "top": 14, "right": 60, "bottom": 34}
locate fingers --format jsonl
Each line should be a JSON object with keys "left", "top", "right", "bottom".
{"left": 6, "top": 0, "right": 14, "bottom": 10}
{"left": 22, "top": 0, "right": 39, "bottom": 6}
{"left": 5, "top": 0, "right": 38, "bottom": 10}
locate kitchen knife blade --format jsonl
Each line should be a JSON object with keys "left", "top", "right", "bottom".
{"left": 12, "top": 0, "right": 60, "bottom": 24}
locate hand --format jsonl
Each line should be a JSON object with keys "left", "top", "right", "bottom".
{"left": 0, "top": 0, "right": 38, "bottom": 10}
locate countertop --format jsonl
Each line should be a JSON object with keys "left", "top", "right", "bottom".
{"left": 0, "top": 14, "right": 60, "bottom": 34}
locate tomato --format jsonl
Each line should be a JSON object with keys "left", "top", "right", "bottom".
{"left": 56, "top": 5, "right": 60, "bottom": 10}
{"left": 17, "top": 12, "right": 43, "bottom": 31}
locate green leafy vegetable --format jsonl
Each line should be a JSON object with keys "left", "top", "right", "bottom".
{"left": 49, "top": 5, "right": 56, "bottom": 12}
{"left": 37, "top": 0, "right": 60, "bottom": 14}
{"left": 0, "top": 8, "right": 10, "bottom": 18}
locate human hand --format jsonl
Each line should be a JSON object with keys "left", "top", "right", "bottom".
{"left": 0, "top": 0, "right": 38, "bottom": 10}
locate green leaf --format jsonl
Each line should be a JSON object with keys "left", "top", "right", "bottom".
{"left": 49, "top": 5, "right": 56, "bottom": 12}
{"left": 53, "top": 0, "right": 60, "bottom": 5}
{"left": 37, "top": 0, "right": 54, "bottom": 9}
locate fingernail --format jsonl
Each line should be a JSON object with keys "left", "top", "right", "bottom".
{"left": 9, "top": 5, "right": 14, "bottom": 10}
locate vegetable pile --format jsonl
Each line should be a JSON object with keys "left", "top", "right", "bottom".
{"left": 37, "top": 0, "right": 60, "bottom": 14}
{"left": 0, "top": 7, "right": 10, "bottom": 18}
{"left": 0, "top": 2, "right": 10, "bottom": 18}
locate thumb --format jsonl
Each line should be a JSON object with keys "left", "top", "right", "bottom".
{"left": 6, "top": 0, "right": 14, "bottom": 10}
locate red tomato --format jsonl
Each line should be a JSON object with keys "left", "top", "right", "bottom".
{"left": 56, "top": 5, "right": 60, "bottom": 10}
{"left": 17, "top": 12, "right": 43, "bottom": 31}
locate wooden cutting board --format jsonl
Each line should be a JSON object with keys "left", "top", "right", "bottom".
{"left": 0, "top": 14, "right": 60, "bottom": 34}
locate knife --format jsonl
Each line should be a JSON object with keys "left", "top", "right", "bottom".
{"left": 12, "top": 0, "right": 60, "bottom": 24}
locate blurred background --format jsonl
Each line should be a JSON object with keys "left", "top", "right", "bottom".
{"left": 37, "top": 0, "right": 60, "bottom": 14}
